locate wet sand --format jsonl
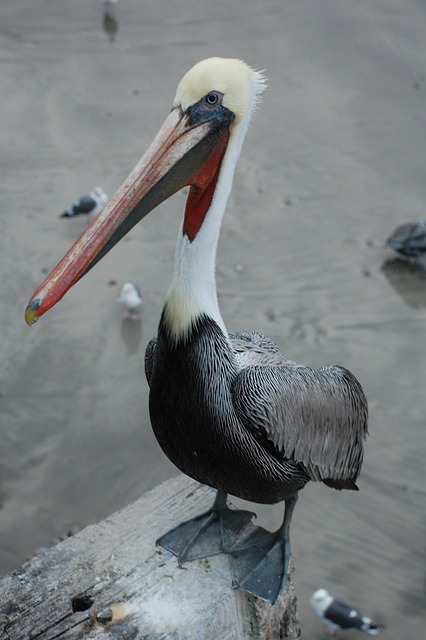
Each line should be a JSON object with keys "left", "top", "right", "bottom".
{"left": 1, "top": 0, "right": 425, "bottom": 636}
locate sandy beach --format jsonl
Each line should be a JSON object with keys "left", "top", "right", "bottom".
{"left": 1, "top": 0, "right": 425, "bottom": 636}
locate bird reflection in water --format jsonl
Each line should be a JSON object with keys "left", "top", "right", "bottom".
{"left": 381, "top": 258, "right": 426, "bottom": 309}
{"left": 120, "top": 315, "right": 142, "bottom": 356}
{"left": 101, "top": 0, "right": 118, "bottom": 42}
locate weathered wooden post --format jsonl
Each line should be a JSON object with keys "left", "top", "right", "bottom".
{"left": 0, "top": 475, "right": 300, "bottom": 639}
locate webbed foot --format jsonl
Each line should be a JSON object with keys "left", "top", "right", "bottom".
{"left": 157, "top": 491, "right": 255, "bottom": 564}
{"left": 230, "top": 526, "right": 291, "bottom": 604}
{"left": 229, "top": 494, "right": 298, "bottom": 603}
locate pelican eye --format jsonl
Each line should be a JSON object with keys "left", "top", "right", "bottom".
{"left": 205, "top": 91, "right": 222, "bottom": 106}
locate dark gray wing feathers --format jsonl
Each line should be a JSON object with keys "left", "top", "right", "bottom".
{"left": 232, "top": 364, "right": 368, "bottom": 484}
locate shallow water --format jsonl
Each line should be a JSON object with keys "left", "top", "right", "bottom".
{"left": 1, "top": 0, "right": 425, "bottom": 637}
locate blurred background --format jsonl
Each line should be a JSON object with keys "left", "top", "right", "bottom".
{"left": 1, "top": 0, "right": 425, "bottom": 636}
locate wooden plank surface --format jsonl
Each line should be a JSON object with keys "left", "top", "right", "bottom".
{"left": 0, "top": 475, "right": 300, "bottom": 639}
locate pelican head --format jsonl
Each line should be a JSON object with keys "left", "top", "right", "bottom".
{"left": 25, "top": 58, "right": 265, "bottom": 325}
{"left": 174, "top": 57, "right": 263, "bottom": 127}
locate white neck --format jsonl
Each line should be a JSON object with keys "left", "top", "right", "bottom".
{"left": 163, "top": 71, "right": 264, "bottom": 343}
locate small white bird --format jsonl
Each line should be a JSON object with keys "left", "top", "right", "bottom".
{"left": 117, "top": 282, "right": 143, "bottom": 320}
{"left": 310, "top": 588, "right": 386, "bottom": 636}
{"left": 60, "top": 187, "right": 108, "bottom": 220}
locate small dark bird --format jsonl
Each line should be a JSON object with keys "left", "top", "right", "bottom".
{"left": 386, "top": 220, "right": 426, "bottom": 260}
{"left": 310, "top": 588, "right": 386, "bottom": 636}
{"left": 117, "top": 282, "right": 143, "bottom": 320}
{"left": 60, "top": 187, "right": 108, "bottom": 220}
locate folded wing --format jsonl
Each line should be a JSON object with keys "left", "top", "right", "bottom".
{"left": 232, "top": 360, "right": 368, "bottom": 486}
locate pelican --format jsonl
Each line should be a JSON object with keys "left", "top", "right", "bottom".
{"left": 310, "top": 588, "right": 386, "bottom": 636}
{"left": 60, "top": 186, "right": 108, "bottom": 220}
{"left": 386, "top": 219, "right": 426, "bottom": 262}
{"left": 25, "top": 58, "right": 368, "bottom": 604}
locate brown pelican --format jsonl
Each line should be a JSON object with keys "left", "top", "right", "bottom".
{"left": 25, "top": 57, "right": 368, "bottom": 604}
{"left": 386, "top": 219, "right": 426, "bottom": 262}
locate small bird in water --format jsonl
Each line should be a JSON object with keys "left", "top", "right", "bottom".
{"left": 60, "top": 187, "right": 108, "bottom": 220}
{"left": 386, "top": 220, "right": 426, "bottom": 262}
{"left": 310, "top": 588, "right": 386, "bottom": 636}
{"left": 117, "top": 282, "right": 143, "bottom": 320}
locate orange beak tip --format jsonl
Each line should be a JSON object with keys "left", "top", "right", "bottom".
{"left": 25, "top": 299, "right": 41, "bottom": 326}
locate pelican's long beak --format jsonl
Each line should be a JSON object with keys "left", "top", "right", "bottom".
{"left": 25, "top": 104, "right": 233, "bottom": 325}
